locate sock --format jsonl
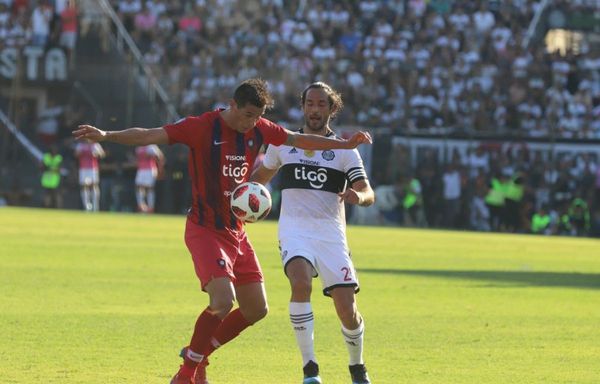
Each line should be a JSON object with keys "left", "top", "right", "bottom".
{"left": 182, "top": 307, "right": 222, "bottom": 374}
{"left": 81, "top": 187, "right": 90, "bottom": 210}
{"left": 341, "top": 317, "right": 365, "bottom": 365}
{"left": 289, "top": 302, "right": 316, "bottom": 366}
{"left": 147, "top": 189, "right": 155, "bottom": 210}
{"left": 92, "top": 185, "right": 100, "bottom": 211}
{"left": 203, "top": 308, "right": 251, "bottom": 357}
{"left": 136, "top": 188, "right": 145, "bottom": 210}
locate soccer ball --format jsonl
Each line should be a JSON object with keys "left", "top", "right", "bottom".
{"left": 230, "top": 182, "right": 272, "bottom": 223}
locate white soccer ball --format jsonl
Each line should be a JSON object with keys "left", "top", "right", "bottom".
{"left": 230, "top": 182, "right": 272, "bottom": 223}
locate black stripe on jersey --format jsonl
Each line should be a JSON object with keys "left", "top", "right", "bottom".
{"left": 210, "top": 118, "right": 225, "bottom": 230}
{"left": 254, "top": 128, "right": 264, "bottom": 157}
{"left": 190, "top": 148, "right": 204, "bottom": 225}
{"left": 279, "top": 163, "right": 347, "bottom": 193}
{"left": 228, "top": 132, "right": 246, "bottom": 229}
{"left": 346, "top": 166, "right": 367, "bottom": 183}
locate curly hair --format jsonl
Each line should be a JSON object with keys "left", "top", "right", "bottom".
{"left": 300, "top": 82, "right": 344, "bottom": 118}
{"left": 233, "top": 78, "right": 275, "bottom": 110}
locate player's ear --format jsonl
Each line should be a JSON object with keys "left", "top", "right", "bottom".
{"left": 229, "top": 99, "right": 237, "bottom": 110}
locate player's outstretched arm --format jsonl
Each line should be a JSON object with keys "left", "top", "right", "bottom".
{"left": 73, "top": 125, "right": 169, "bottom": 146}
{"left": 250, "top": 164, "right": 278, "bottom": 185}
{"left": 285, "top": 130, "right": 372, "bottom": 150}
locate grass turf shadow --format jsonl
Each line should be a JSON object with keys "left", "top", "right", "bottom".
{"left": 357, "top": 268, "right": 600, "bottom": 290}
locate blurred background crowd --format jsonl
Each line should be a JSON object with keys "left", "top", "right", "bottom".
{"left": 0, "top": 0, "right": 599, "bottom": 237}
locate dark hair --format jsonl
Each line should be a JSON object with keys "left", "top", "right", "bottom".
{"left": 300, "top": 82, "right": 344, "bottom": 118}
{"left": 233, "top": 78, "right": 274, "bottom": 109}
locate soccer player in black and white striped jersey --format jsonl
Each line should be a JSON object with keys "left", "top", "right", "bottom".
{"left": 252, "top": 82, "right": 375, "bottom": 384}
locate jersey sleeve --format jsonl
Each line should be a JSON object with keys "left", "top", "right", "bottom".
{"left": 262, "top": 143, "right": 281, "bottom": 170}
{"left": 257, "top": 118, "right": 288, "bottom": 146}
{"left": 344, "top": 148, "right": 368, "bottom": 184}
{"left": 163, "top": 117, "right": 200, "bottom": 147}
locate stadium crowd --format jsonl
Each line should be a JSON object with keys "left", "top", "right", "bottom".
{"left": 362, "top": 140, "right": 600, "bottom": 237}
{"left": 112, "top": 0, "right": 600, "bottom": 138}
{"left": 0, "top": 0, "right": 78, "bottom": 54}
{"left": 1, "top": 0, "right": 599, "bottom": 238}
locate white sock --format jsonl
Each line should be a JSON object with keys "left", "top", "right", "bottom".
{"left": 147, "top": 189, "right": 155, "bottom": 210}
{"left": 136, "top": 188, "right": 145, "bottom": 209}
{"left": 289, "top": 302, "right": 316, "bottom": 366}
{"left": 81, "top": 187, "right": 91, "bottom": 210}
{"left": 92, "top": 185, "right": 100, "bottom": 211}
{"left": 341, "top": 317, "right": 365, "bottom": 365}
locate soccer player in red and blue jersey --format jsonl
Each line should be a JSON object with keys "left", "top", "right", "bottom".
{"left": 73, "top": 78, "right": 372, "bottom": 384}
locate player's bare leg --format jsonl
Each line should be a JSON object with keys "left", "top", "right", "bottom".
{"left": 287, "top": 258, "right": 321, "bottom": 384}
{"left": 135, "top": 186, "right": 148, "bottom": 212}
{"left": 330, "top": 287, "right": 370, "bottom": 384}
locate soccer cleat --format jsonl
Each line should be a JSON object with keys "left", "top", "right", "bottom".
{"left": 349, "top": 364, "right": 371, "bottom": 384}
{"left": 302, "top": 360, "right": 322, "bottom": 384}
{"left": 170, "top": 367, "right": 193, "bottom": 384}
{"left": 178, "top": 346, "right": 210, "bottom": 384}
{"left": 194, "top": 359, "right": 209, "bottom": 384}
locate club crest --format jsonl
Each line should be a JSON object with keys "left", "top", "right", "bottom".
{"left": 322, "top": 150, "right": 335, "bottom": 161}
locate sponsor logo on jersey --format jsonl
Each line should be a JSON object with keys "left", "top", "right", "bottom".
{"left": 247, "top": 139, "right": 254, "bottom": 147}
{"left": 299, "top": 159, "right": 320, "bottom": 166}
{"left": 223, "top": 162, "right": 249, "bottom": 183}
{"left": 225, "top": 155, "right": 246, "bottom": 161}
{"left": 294, "top": 166, "right": 328, "bottom": 189}
{"left": 322, "top": 150, "right": 335, "bottom": 161}
{"left": 303, "top": 150, "right": 315, "bottom": 158}
{"left": 289, "top": 147, "right": 298, "bottom": 154}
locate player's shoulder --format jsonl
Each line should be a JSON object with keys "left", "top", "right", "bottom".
{"left": 171, "top": 112, "right": 213, "bottom": 127}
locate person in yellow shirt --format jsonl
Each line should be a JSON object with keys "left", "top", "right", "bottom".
{"left": 40, "top": 145, "right": 63, "bottom": 208}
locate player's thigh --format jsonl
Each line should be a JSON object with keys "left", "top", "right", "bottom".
{"left": 135, "top": 169, "right": 156, "bottom": 187}
{"left": 279, "top": 237, "right": 318, "bottom": 279}
{"left": 184, "top": 220, "right": 237, "bottom": 290}
{"left": 79, "top": 169, "right": 98, "bottom": 186}
{"left": 232, "top": 232, "right": 264, "bottom": 287}
{"left": 314, "top": 240, "right": 359, "bottom": 297}
{"left": 329, "top": 286, "right": 358, "bottom": 314}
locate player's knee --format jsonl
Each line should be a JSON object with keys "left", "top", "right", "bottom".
{"left": 240, "top": 304, "right": 269, "bottom": 324}
{"left": 247, "top": 304, "right": 269, "bottom": 324}
{"left": 290, "top": 278, "right": 312, "bottom": 297}
{"left": 209, "top": 298, "right": 235, "bottom": 318}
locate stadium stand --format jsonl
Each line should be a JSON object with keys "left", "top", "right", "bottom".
{"left": 0, "top": 0, "right": 599, "bottom": 237}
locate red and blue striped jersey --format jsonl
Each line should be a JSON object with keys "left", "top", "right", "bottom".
{"left": 164, "top": 110, "right": 287, "bottom": 232}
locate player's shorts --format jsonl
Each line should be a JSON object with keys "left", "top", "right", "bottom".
{"left": 185, "top": 218, "right": 263, "bottom": 291}
{"left": 79, "top": 169, "right": 99, "bottom": 185}
{"left": 279, "top": 235, "right": 359, "bottom": 296}
{"left": 135, "top": 169, "right": 157, "bottom": 187}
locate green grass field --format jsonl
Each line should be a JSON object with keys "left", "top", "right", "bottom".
{"left": 1, "top": 207, "right": 599, "bottom": 383}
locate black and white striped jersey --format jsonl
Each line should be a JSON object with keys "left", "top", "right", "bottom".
{"left": 263, "top": 136, "right": 368, "bottom": 242}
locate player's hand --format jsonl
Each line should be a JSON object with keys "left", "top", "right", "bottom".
{"left": 344, "top": 131, "right": 372, "bottom": 148}
{"left": 73, "top": 125, "right": 107, "bottom": 142}
{"left": 338, "top": 188, "right": 363, "bottom": 205}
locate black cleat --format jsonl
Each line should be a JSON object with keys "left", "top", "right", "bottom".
{"left": 349, "top": 364, "right": 371, "bottom": 384}
{"left": 302, "top": 360, "right": 322, "bottom": 384}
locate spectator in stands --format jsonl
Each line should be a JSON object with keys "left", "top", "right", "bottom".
{"left": 31, "top": 0, "right": 53, "bottom": 46}
{"left": 59, "top": 0, "right": 78, "bottom": 62}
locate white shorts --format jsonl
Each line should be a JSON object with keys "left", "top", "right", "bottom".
{"left": 135, "top": 169, "right": 157, "bottom": 187}
{"left": 79, "top": 169, "right": 99, "bottom": 185}
{"left": 279, "top": 235, "right": 359, "bottom": 296}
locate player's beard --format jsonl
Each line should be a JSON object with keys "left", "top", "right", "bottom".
{"left": 304, "top": 115, "right": 328, "bottom": 134}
